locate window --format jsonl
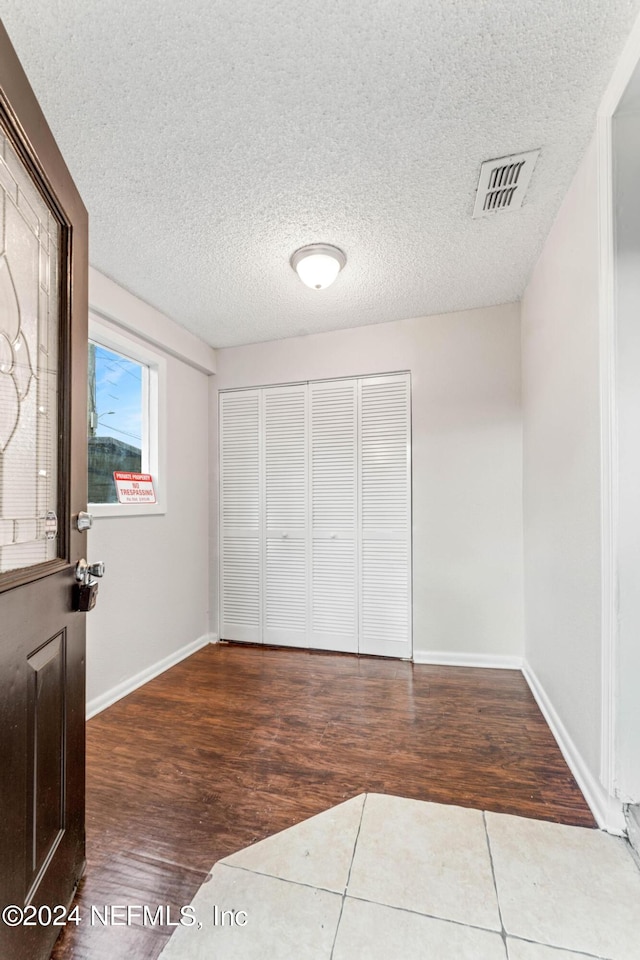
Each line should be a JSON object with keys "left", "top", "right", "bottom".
{"left": 88, "top": 342, "right": 145, "bottom": 503}
{"left": 87, "top": 315, "right": 166, "bottom": 516}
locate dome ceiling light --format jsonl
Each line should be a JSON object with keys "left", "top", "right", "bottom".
{"left": 290, "top": 243, "right": 346, "bottom": 290}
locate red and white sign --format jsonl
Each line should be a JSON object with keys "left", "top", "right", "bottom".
{"left": 113, "top": 471, "right": 157, "bottom": 504}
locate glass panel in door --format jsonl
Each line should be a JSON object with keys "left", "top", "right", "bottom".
{"left": 0, "top": 124, "right": 60, "bottom": 573}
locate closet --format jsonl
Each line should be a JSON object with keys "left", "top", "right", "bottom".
{"left": 219, "top": 372, "right": 411, "bottom": 658}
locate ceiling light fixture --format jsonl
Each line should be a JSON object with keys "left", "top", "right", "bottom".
{"left": 290, "top": 243, "right": 346, "bottom": 290}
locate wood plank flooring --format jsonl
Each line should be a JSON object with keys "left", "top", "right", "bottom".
{"left": 51, "top": 643, "right": 595, "bottom": 959}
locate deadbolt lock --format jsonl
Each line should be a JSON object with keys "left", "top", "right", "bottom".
{"left": 76, "top": 511, "right": 93, "bottom": 532}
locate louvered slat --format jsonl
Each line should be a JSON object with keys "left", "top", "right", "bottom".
{"left": 309, "top": 380, "right": 358, "bottom": 651}
{"left": 361, "top": 541, "right": 410, "bottom": 644}
{"left": 265, "top": 538, "right": 306, "bottom": 633}
{"left": 221, "top": 537, "right": 261, "bottom": 629}
{"left": 311, "top": 539, "right": 357, "bottom": 651}
{"left": 359, "top": 374, "right": 411, "bottom": 657}
{"left": 219, "top": 391, "right": 262, "bottom": 642}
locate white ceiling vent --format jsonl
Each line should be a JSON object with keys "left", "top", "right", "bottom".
{"left": 472, "top": 149, "right": 540, "bottom": 218}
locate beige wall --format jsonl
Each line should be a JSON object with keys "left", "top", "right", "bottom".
{"left": 613, "top": 99, "right": 640, "bottom": 801}
{"left": 86, "top": 269, "right": 216, "bottom": 715}
{"left": 521, "top": 137, "right": 603, "bottom": 779}
{"left": 213, "top": 302, "right": 524, "bottom": 659}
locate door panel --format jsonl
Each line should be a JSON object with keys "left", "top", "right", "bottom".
{"left": 263, "top": 385, "right": 307, "bottom": 646}
{"left": 220, "top": 535, "right": 261, "bottom": 642}
{"left": 0, "top": 22, "right": 88, "bottom": 960}
{"left": 311, "top": 537, "right": 358, "bottom": 652}
{"left": 265, "top": 536, "right": 307, "bottom": 645}
{"left": 361, "top": 539, "right": 411, "bottom": 654}
{"left": 309, "top": 379, "right": 358, "bottom": 652}
{"left": 219, "top": 390, "right": 262, "bottom": 642}
{"left": 358, "top": 374, "right": 412, "bottom": 658}
{"left": 26, "top": 632, "right": 65, "bottom": 896}
{"left": 2, "top": 573, "right": 86, "bottom": 960}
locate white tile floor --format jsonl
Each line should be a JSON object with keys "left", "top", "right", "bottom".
{"left": 159, "top": 794, "right": 640, "bottom": 960}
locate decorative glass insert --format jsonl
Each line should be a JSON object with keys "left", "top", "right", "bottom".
{"left": 88, "top": 342, "right": 144, "bottom": 503}
{"left": 0, "top": 125, "right": 60, "bottom": 574}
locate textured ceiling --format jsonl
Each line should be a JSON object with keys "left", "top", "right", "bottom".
{"left": 1, "top": 1, "right": 639, "bottom": 347}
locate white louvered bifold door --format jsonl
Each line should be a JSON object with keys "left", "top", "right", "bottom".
{"left": 263, "top": 385, "right": 308, "bottom": 647}
{"left": 309, "top": 379, "right": 358, "bottom": 652}
{"left": 358, "top": 374, "right": 412, "bottom": 658}
{"left": 219, "top": 390, "right": 262, "bottom": 643}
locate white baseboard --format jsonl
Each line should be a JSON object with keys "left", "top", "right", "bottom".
{"left": 523, "top": 663, "right": 626, "bottom": 834}
{"left": 413, "top": 650, "right": 523, "bottom": 670}
{"left": 86, "top": 632, "right": 218, "bottom": 720}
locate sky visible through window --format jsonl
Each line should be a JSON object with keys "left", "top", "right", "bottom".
{"left": 92, "top": 343, "right": 143, "bottom": 449}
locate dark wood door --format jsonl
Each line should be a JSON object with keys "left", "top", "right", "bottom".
{"left": 0, "top": 21, "right": 88, "bottom": 960}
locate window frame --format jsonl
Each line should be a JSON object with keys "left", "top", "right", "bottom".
{"left": 87, "top": 313, "right": 167, "bottom": 517}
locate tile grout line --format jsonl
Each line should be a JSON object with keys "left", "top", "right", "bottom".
{"left": 483, "top": 810, "right": 509, "bottom": 958}
{"left": 217, "top": 859, "right": 344, "bottom": 897}
{"left": 625, "top": 835, "right": 640, "bottom": 875}
{"left": 343, "top": 892, "right": 506, "bottom": 935}
{"left": 329, "top": 791, "right": 368, "bottom": 959}
{"left": 507, "top": 935, "right": 605, "bottom": 959}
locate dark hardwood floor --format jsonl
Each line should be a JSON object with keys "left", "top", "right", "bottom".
{"left": 51, "top": 642, "right": 594, "bottom": 959}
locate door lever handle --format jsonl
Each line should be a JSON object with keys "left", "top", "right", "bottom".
{"left": 75, "top": 559, "right": 106, "bottom": 582}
